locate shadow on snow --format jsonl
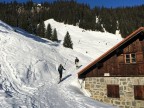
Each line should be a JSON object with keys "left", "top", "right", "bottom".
{"left": 61, "top": 74, "right": 72, "bottom": 82}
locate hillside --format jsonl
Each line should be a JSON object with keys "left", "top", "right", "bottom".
{"left": 0, "top": 19, "right": 122, "bottom": 107}
{"left": 44, "top": 19, "right": 122, "bottom": 59}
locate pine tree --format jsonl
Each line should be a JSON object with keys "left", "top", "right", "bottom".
{"left": 45, "top": 23, "right": 52, "bottom": 40}
{"left": 63, "top": 31, "right": 73, "bottom": 49}
{"left": 36, "top": 20, "right": 45, "bottom": 38}
{"left": 51, "top": 28, "right": 58, "bottom": 42}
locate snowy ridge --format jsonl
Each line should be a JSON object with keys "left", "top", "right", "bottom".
{"left": 0, "top": 19, "right": 122, "bottom": 107}
{"left": 0, "top": 20, "right": 14, "bottom": 32}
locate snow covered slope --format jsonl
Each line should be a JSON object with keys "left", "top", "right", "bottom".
{"left": 0, "top": 19, "right": 122, "bottom": 108}
{"left": 44, "top": 19, "right": 122, "bottom": 59}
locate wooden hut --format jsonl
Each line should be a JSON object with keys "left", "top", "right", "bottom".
{"left": 78, "top": 27, "right": 144, "bottom": 108}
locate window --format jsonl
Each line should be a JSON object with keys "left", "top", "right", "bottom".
{"left": 125, "top": 53, "right": 136, "bottom": 63}
{"left": 107, "top": 85, "right": 120, "bottom": 98}
{"left": 126, "top": 54, "right": 130, "bottom": 63}
{"left": 134, "top": 85, "right": 144, "bottom": 100}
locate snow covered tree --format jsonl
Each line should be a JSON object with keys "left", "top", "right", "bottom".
{"left": 36, "top": 20, "right": 45, "bottom": 38}
{"left": 63, "top": 31, "right": 73, "bottom": 49}
{"left": 51, "top": 28, "right": 58, "bottom": 42}
{"left": 45, "top": 23, "right": 52, "bottom": 40}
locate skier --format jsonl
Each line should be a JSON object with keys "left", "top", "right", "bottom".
{"left": 58, "top": 64, "right": 65, "bottom": 82}
{"left": 75, "top": 57, "right": 79, "bottom": 68}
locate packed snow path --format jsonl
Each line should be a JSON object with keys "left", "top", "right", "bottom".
{"left": 32, "top": 67, "right": 116, "bottom": 108}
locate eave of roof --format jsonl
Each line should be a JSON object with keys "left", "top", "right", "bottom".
{"left": 78, "top": 27, "right": 144, "bottom": 77}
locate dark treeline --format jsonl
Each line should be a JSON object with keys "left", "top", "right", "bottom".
{"left": 0, "top": 0, "right": 144, "bottom": 38}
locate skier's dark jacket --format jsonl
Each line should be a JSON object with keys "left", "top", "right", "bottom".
{"left": 58, "top": 65, "right": 65, "bottom": 72}
{"left": 75, "top": 58, "right": 79, "bottom": 64}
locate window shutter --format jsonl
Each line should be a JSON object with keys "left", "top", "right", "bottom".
{"left": 136, "top": 52, "right": 143, "bottom": 62}
{"left": 134, "top": 85, "right": 144, "bottom": 100}
{"left": 118, "top": 54, "right": 124, "bottom": 63}
{"left": 107, "top": 85, "right": 120, "bottom": 98}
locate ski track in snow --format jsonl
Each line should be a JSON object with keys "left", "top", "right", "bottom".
{"left": 0, "top": 19, "right": 121, "bottom": 108}
{"left": 32, "top": 66, "right": 115, "bottom": 108}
